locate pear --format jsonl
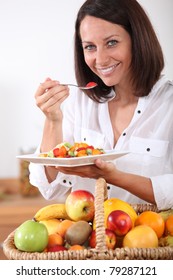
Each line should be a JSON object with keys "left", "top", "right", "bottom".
{"left": 159, "top": 235, "right": 173, "bottom": 247}
{"left": 159, "top": 209, "right": 173, "bottom": 221}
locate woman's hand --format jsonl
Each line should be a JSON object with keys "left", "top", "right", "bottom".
{"left": 56, "top": 158, "right": 118, "bottom": 182}
{"left": 35, "top": 77, "right": 69, "bottom": 121}
{"left": 56, "top": 159, "right": 155, "bottom": 204}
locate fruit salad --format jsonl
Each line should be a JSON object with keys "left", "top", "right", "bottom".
{"left": 40, "top": 142, "right": 105, "bottom": 158}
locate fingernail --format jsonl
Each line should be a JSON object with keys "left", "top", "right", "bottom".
{"left": 45, "top": 77, "right": 51, "bottom": 81}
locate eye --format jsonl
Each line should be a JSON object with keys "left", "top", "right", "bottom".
{"left": 83, "top": 44, "right": 96, "bottom": 51}
{"left": 107, "top": 40, "right": 118, "bottom": 47}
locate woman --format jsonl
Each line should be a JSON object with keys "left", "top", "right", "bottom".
{"left": 29, "top": 0, "right": 173, "bottom": 210}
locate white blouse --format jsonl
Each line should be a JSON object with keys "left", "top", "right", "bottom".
{"left": 29, "top": 75, "right": 173, "bottom": 210}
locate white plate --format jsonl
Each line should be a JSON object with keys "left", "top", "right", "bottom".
{"left": 16, "top": 150, "right": 129, "bottom": 167}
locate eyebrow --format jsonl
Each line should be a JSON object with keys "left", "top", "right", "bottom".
{"left": 104, "top": 34, "right": 120, "bottom": 40}
{"left": 81, "top": 34, "right": 120, "bottom": 44}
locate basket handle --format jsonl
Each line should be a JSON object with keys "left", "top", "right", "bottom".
{"left": 94, "top": 177, "right": 108, "bottom": 251}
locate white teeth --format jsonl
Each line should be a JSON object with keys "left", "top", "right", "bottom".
{"left": 97, "top": 65, "right": 116, "bottom": 74}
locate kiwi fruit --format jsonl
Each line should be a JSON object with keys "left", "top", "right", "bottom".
{"left": 65, "top": 220, "right": 92, "bottom": 245}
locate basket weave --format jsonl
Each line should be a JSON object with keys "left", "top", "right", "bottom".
{"left": 3, "top": 178, "right": 173, "bottom": 260}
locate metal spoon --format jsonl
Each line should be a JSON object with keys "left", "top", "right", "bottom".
{"left": 61, "top": 81, "right": 116, "bottom": 101}
{"left": 61, "top": 82, "right": 98, "bottom": 90}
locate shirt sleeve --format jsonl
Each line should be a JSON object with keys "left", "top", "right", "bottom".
{"left": 150, "top": 174, "right": 173, "bottom": 210}
{"left": 29, "top": 161, "right": 78, "bottom": 202}
{"left": 28, "top": 92, "right": 78, "bottom": 202}
{"left": 28, "top": 140, "right": 77, "bottom": 203}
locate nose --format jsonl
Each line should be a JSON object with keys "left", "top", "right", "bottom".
{"left": 95, "top": 48, "right": 110, "bottom": 66}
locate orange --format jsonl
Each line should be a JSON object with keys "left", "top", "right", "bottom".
{"left": 57, "top": 219, "right": 74, "bottom": 238}
{"left": 165, "top": 215, "right": 173, "bottom": 236}
{"left": 68, "top": 245, "right": 85, "bottom": 250}
{"left": 123, "top": 225, "right": 158, "bottom": 248}
{"left": 135, "top": 211, "right": 165, "bottom": 238}
{"left": 47, "top": 233, "right": 64, "bottom": 247}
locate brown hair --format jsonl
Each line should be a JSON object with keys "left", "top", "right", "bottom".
{"left": 74, "top": 0, "right": 164, "bottom": 102}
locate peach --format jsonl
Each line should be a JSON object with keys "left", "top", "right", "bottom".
{"left": 68, "top": 245, "right": 85, "bottom": 250}
{"left": 56, "top": 219, "right": 75, "bottom": 238}
{"left": 47, "top": 233, "right": 64, "bottom": 248}
{"left": 107, "top": 210, "right": 132, "bottom": 236}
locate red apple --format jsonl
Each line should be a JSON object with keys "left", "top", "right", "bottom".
{"left": 89, "top": 229, "right": 116, "bottom": 249}
{"left": 65, "top": 190, "right": 94, "bottom": 222}
{"left": 107, "top": 210, "right": 132, "bottom": 236}
{"left": 47, "top": 245, "right": 67, "bottom": 252}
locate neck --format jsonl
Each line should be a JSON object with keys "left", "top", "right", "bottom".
{"left": 113, "top": 84, "right": 137, "bottom": 104}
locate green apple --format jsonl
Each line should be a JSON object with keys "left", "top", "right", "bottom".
{"left": 14, "top": 220, "right": 48, "bottom": 252}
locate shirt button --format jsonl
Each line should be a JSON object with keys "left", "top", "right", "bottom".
{"left": 122, "top": 132, "right": 126, "bottom": 136}
{"left": 63, "top": 179, "right": 66, "bottom": 183}
{"left": 137, "top": 110, "right": 141, "bottom": 114}
{"left": 107, "top": 186, "right": 111, "bottom": 190}
{"left": 146, "top": 148, "right": 150, "bottom": 152}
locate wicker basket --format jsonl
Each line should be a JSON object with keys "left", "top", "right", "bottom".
{"left": 3, "top": 178, "right": 173, "bottom": 260}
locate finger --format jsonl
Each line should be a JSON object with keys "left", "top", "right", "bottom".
{"left": 55, "top": 167, "right": 79, "bottom": 176}
{"left": 38, "top": 89, "right": 69, "bottom": 113}
{"left": 36, "top": 84, "right": 69, "bottom": 109}
{"left": 95, "top": 159, "right": 114, "bottom": 172}
{"left": 35, "top": 80, "right": 60, "bottom": 98}
{"left": 44, "top": 77, "right": 52, "bottom": 82}
{"left": 94, "top": 158, "right": 106, "bottom": 169}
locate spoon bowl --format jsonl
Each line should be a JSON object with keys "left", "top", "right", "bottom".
{"left": 62, "top": 82, "right": 98, "bottom": 90}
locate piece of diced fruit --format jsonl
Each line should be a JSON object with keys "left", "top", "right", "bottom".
{"left": 87, "top": 145, "right": 94, "bottom": 149}
{"left": 53, "top": 146, "right": 67, "bottom": 157}
{"left": 64, "top": 142, "right": 72, "bottom": 149}
{"left": 53, "top": 148, "right": 60, "bottom": 157}
{"left": 86, "top": 148, "right": 93, "bottom": 155}
{"left": 77, "top": 149, "right": 87, "bottom": 157}
{"left": 76, "top": 147, "right": 86, "bottom": 152}
{"left": 39, "top": 153, "right": 48, "bottom": 157}
{"left": 68, "top": 150, "right": 75, "bottom": 157}
{"left": 92, "top": 149, "right": 103, "bottom": 155}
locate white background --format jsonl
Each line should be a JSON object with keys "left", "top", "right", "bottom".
{"left": 0, "top": 0, "right": 172, "bottom": 178}
{"left": 0, "top": 260, "right": 173, "bottom": 279}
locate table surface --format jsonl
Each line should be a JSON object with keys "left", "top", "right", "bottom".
{"left": 0, "top": 180, "right": 57, "bottom": 260}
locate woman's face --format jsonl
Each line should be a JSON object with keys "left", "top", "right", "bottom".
{"left": 80, "top": 16, "right": 132, "bottom": 87}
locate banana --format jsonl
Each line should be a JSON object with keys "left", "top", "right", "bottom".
{"left": 159, "top": 209, "right": 173, "bottom": 221}
{"left": 33, "top": 203, "right": 70, "bottom": 221}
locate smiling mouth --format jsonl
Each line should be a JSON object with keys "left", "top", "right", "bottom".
{"left": 96, "top": 64, "right": 120, "bottom": 75}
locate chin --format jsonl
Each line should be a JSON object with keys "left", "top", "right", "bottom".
{"left": 100, "top": 77, "right": 117, "bottom": 87}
